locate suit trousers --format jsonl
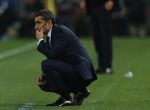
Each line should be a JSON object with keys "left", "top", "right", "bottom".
{"left": 41, "top": 59, "right": 84, "bottom": 95}
{"left": 90, "top": 9, "right": 112, "bottom": 70}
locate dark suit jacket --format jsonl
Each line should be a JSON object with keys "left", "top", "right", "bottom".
{"left": 37, "top": 24, "right": 97, "bottom": 85}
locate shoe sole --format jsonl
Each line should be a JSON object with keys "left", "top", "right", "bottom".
{"left": 58, "top": 101, "right": 73, "bottom": 107}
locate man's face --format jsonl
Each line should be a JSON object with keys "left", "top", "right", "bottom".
{"left": 34, "top": 16, "right": 52, "bottom": 35}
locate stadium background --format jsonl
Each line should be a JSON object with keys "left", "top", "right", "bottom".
{"left": 0, "top": 0, "right": 150, "bottom": 40}
{"left": 1, "top": 0, "right": 150, "bottom": 110}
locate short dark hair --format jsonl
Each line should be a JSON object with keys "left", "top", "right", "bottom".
{"left": 35, "top": 9, "right": 55, "bottom": 24}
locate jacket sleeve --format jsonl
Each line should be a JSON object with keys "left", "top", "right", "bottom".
{"left": 37, "top": 34, "right": 70, "bottom": 58}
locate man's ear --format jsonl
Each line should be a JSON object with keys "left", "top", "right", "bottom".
{"left": 47, "top": 20, "right": 52, "bottom": 26}
{"left": 46, "top": 20, "right": 52, "bottom": 29}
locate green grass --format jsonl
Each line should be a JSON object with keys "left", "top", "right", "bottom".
{"left": 0, "top": 37, "right": 150, "bottom": 110}
{"left": 0, "top": 38, "right": 33, "bottom": 53}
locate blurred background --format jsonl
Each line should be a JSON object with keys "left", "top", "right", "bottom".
{"left": 0, "top": 0, "right": 150, "bottom": 41}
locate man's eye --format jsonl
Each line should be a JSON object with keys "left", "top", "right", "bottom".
{"left": 36, "top": 21, "right": 41, "bottom": 24}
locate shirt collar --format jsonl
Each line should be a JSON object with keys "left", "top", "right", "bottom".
{"left": 47, "top": 28, "right": 52, "bottom": 38}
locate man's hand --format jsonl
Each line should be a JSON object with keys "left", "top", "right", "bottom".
{"left": 35, "top": 27, "right": 44, "bottom": 40}
{"left": 105, "top": 0, "right": 114, "bottom": 11}
{"left": 80, "top": 0, "right": 86, "bottom": 10}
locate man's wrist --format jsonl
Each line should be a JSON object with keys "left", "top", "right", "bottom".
{"left": 37, "top": 39, "right": 44, "bottom": 45}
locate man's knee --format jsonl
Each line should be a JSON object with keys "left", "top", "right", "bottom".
{"left": 41, "top": 60, "right": 52, "bottom": 72}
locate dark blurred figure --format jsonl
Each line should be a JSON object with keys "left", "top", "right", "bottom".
{"left": 55, "top": 0, "right": 75, "bottom": 30}
{"left": 74, "top": 0, "right": 91, "bottom": 36}
{"left": 125, "top": 0, "right": 146, "bottom": 37}
{"left": 55, "top": 0, "right": 91, "bottom": 36}
{"left": 82, "top": 0, "right": 120, "bottom": 74}
{"left": 111, "top": 0, "right": 129, "bottom": 36}
{"left": 19, "top": 0, "right": 44, "bottom": 37}
{"left": 0, "top": 0, "right": 18, "bottom": 41}
{"left": 56, "top": 0, "right": 87, "bottom": 32}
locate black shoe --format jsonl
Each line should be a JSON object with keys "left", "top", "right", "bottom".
{"left": 96, "top": 68, "right": 113, "bottom": 74}
{"left": 73, "top": 90, "right": 90, "bottom": 105}
{"left": 46, "top": 96, "right": 73, "bottom": 106}
{"left": 96, "top": 68, "right": 105, "bottom": 74}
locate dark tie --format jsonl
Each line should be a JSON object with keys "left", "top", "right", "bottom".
{"left": 46, "top": 37, "right": 50, "bottom": 47}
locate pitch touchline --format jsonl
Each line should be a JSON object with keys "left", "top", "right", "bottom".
{"left": 17, "top": 103, "right": 36, "bottom": 110}
{"left": 0, "top": 42, "right": 35, "bottom": 60}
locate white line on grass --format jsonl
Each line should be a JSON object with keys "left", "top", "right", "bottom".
{"left": 0, "top": 42, "right": 35, "bottom": 60}
{"left": 17, "top": 103, "right": 36, "bottom": 110}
